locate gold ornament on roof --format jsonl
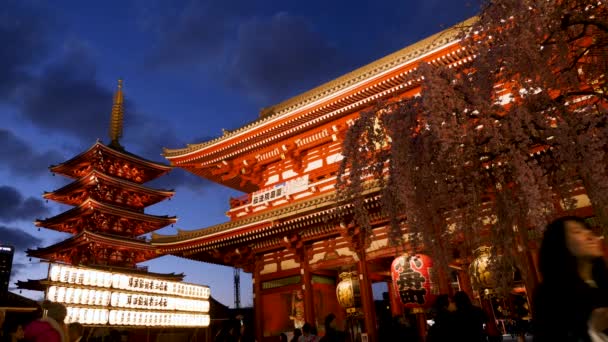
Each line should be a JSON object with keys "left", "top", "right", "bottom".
{"left": 109, "top": 79, "right": 124, "bottom": 149}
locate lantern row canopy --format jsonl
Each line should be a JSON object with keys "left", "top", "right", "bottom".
{"left": 63, "top": 306, "right": 210, "bottom": 327}
{"left": 46, "top": 286, "right": 210, "bottom": 312}
{"left": 46, "top": 264, "right": 211, "bottom": 327}
{"left": 48, "top": 264, "right": 210, "bottom": 299}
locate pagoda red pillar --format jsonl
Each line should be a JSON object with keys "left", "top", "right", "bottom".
{"left": 357, "top": 254, "right": 378, "bottom": 342}
{"left": 253, "top": 256, "right": 263, "bottom": 342}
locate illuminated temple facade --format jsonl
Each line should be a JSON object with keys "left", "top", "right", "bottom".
{"left": 153, "top": 17, "right": 594, "bottom": 342}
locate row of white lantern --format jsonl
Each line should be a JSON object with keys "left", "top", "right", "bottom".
{"left": 48, "top": 286, "right": 111, "bottom": 306}
{"left": 64, "top": 307, "right": 210, "bottom": 327}
{"left": 48, "top": 286, "right": 209, "bottom": 312}
{"left": 50, "top": 265, "right": 112, "bottom": 288}
{"left": 65, "top": 307, "right": 109, "bottom": 325}
{"left": 49, "top": 265, "right": 210, "bottom": 299}
{"left": 108, "top": 310, "right": 210, "bottom": 327}
{"left": 110, "top": 292, "right": 209, "bottom": 312}
{"left": 114, "top": 274, "right": 210, "bottom": 299}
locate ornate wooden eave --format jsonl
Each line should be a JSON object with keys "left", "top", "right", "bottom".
{"left": 15, "top": 279, "right": 48, "bottom": 292}
{"left": 163, "top": 18, "right": 477, "bottom": 170}
{"left": 50, "top": 141, "right": 172, "bottom": 182}
{"left": 152, "top": 184, "right": 382, "bottom": 257}
{"left": 35, "top": 198, "right": 177, "bottom": 236}
{"left": 27, "top": 230, "right": 159, "bottom": 264}
{"left": 154, "top": 194, "right": 384, "bottom": 269}
{"left": 43, "top": 170, "right": 175, "bottom": 208}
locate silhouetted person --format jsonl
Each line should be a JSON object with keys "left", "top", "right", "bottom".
{"left": 299, "top": 323, "right": 317, "bottom": 342}
{"left": 427, "top": 294, "right": 457, "bottom": 342}
{"left": 68, "top": 322, "right": 83, "bottom": 342}
{"left": 453, "top": 291, "right": 486, "bottom": 342}
{"left": 320, "top": 314, "right": 345, "bottom": 342}
{"left": 290, "top": 328, "right": 302, "bottom": 342}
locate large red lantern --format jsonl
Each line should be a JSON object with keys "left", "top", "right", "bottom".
{"left": 391, "top": 254, "right": 435, "bottom": 308}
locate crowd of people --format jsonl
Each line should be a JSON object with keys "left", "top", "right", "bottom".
{"left": 425, "top": 291, "right": 489, "bottom": 342}
{"left": 277, "top": 314, "right": 347, "bottom": 342}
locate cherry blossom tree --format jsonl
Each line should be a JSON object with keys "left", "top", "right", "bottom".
{"left": 337, "top": 0, "right": 608, "bottom": 292}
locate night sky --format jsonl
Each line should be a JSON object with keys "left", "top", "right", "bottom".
{"left": 1, "top": 0, "right": 478, "bottom": 308}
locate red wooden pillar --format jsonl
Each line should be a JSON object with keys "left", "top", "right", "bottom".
{"left": 480, "top": 295, "right": 501, "bottom": 338}
{"left": 387, "top": 280, "right": 403, "bottom": 317}
{"left": 457, "top": 269, "right": 474, "bottom": 299}
{"left": 522, "top": 249, "right": 539, "bottom": 313}
{"left": 357, "top": 254, "right": 378, "bottom": 342}
{"left": 412, "top": 308, "right": 427, "bottom": 342}
{"left": 437, "top": 266, "right": 451, "bottom": 295}
{"left": 301, "top": 247, "right": 316, "bottom": 327}
{"left": 253, "top": 256, "right": 263, "bottom": 342}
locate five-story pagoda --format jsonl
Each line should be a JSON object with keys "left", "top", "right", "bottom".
{"left": 18, "top": 81, "right": 212, "bottom": 330}
{"left": 28, "top": 80, "right": 177, "bottom": 271}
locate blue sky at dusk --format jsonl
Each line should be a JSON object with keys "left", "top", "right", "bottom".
{"left": 0, "top": 0, "right": 479, "bottom": 308}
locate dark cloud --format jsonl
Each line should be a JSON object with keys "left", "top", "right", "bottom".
{"left": 18, "top": 41, "right": 137, "bottom": 142}
{"left": 226, "top": 12, "right": 342, "bottom": 104}
{"left": 0, "top": 1, "right": 52, "bottom": 100}
{"left": 0, "top": 225, "right": 43, "bottom": 252}
{"left": 10, "top": 262, "right": 26, "bottom": 280}
{"left": 0, "top": 186, "right": 50, "bottom": 222}
{"left": 0, "top": 129, "right": 64, "bottom": 176}
{"left": 141, "top": 0, "right": 257, "bottom": 69}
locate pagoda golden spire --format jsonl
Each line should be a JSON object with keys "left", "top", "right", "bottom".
{"left": 109, "top": 79, "right": 124, "bottom": 149}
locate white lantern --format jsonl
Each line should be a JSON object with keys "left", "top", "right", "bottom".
{"left": 47, "top": 286, "right": 57, "bottom": 302}
{"left": 57, "top": 287, "right": 66, "bottom": 302}
{"left": 60, "top": 267, "right": 68, "bottom": 283}
{"left": 50, "top": 265, "right": 60, "bottom": 282}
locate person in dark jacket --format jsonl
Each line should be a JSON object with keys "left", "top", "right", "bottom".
{"left": 427, "top": 294, "right": 457, "bottom": 342}
{"left": 452, "top": 291, "right": 486, "bottom": 342}
{"left": 533, "top": 216, "right": 608, "bottom": 341}
{"left": 290, "top": 328, "right": 302, "bottom": 342}
{"left": 319, "top": 314, "right": 345, "bottom": 342}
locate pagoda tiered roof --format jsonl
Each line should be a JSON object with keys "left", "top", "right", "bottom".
{"left": 27, "top": 230, "right": 160, "bottom": 266}
{"left": 43, "top": 170, "right": 174, "bottom": 208}
{"left": 16, "top": 265, "right": 185, "bottom": 292}
{"left": 50, "top": 141, "right": 172, "bottom": 183}
{"left": 35, "top": 198, "right": 177, "bottom": 236}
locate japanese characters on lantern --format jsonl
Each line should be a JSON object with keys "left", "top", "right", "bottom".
{"left": 46, "top": 264, "right": 211, "bottom": 327}
{"left": 391, "top": 254, "right": 435, "bottom": 308}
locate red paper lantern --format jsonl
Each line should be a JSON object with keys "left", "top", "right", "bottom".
{"left": 391, "top": 254, "right": 435, "bottom": 308}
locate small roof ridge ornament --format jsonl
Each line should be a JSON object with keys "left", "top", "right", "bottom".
{"left": 109, "top": 79, "right": 124, "bottom": 150}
